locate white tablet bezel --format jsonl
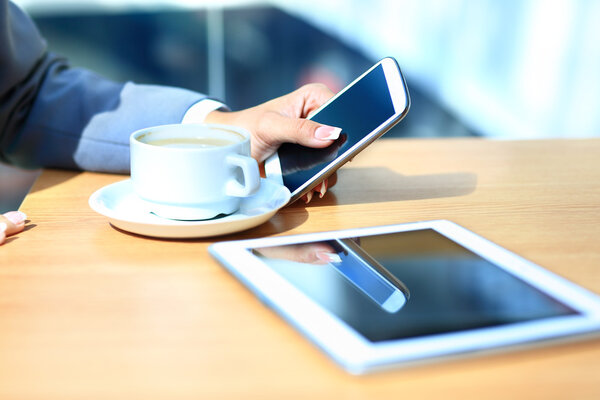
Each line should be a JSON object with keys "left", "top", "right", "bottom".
{"left": 209, "top": 220, "right": 600, "bottom": 374}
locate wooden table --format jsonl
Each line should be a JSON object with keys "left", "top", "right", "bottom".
{"left": 1, "top": 138, "right": 600, "bottom": 399}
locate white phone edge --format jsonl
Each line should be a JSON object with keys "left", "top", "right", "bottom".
{"left": 264, "top": 57, "right": 410, "bottom": 204}
{"left": 264, "top": 151, "right": 283, "bottom": 185}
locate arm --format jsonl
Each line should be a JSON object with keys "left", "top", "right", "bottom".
{"left": 0, "top": 0, "right": 205, "bottom": 172}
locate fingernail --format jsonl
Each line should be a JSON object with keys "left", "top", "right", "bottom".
{"left": 315, "top": 126, "right": 341, "bottom": 140}
{"left": 0, "top": 222, "right": 7, "bottom": 233}
{"left": 318, "top": 181, "right": 327, "bottom": 198}
{"left": 317, "top": 251, "right": 342, "bottom": 263}
{"left": 305, "top": 190, "right": 313, "bottom": 204}
{"left": 5, "top": 211, "right": 27, "bottom": 224}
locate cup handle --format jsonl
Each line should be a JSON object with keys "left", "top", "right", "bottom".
{"left": 225, "top": 154, "right": 260, "bottom": 197}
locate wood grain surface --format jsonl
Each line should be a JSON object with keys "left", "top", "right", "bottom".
{"left": 1, "top": 138, "right": 599, "bottom": 399}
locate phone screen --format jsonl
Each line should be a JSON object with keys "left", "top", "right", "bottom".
{"left": 277, "top": 64, "right": 396, "bottom": 193}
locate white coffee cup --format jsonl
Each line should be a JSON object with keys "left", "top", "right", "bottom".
{"left": 130, "top": 123, "right": 260, "bottom": 220}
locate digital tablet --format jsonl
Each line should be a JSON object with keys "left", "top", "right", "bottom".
{"left": 209, "top": 220, "right": 600, "bottom": 374}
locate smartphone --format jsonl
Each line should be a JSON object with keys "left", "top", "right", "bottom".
{"left": 264, "top": 57, "right": 410, "bottom": 203}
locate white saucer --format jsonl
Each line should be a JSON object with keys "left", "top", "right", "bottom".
{"left": 89, "top": 178, "right": 290, "bottom": 238}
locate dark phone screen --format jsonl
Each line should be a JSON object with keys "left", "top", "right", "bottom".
{"left": 278, "top": 64, "right": 397, "bottom": 193}
{"left": 255, "top": 229, "right": 577, "bottom": 342}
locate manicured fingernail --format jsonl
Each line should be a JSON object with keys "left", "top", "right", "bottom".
{"left": 305, "top": 190, "right": 313, "bottom": 204}
{"left": 317, "top": 251, "right": 342, "bottom": 264}
{"left": 0, "top": 222, "right": 7, "bottom": 232}
{"left": 5, "top": 211, "right": 27, "bottom": 224}
{"left": 318, "top": 181, "right": 327, "bottom": 198}
{"left": 315, "top": 126, "right": 341, "bottom": 140}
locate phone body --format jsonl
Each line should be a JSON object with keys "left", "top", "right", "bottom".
{"left": 264, "top": 57, "right": 410, "bottom": 204}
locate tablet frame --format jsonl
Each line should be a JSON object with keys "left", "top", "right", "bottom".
{"left": 209, "top": 220, "right": 600, "bottom": 374}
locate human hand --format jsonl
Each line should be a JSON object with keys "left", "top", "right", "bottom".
{"left": 278, "top": 133, "right": 348, "bottom": 174}
{"left": 255, "top": 242, "right": 340, "bottom": 265}
{"left": 205, "top": 83, "right": 340, "bottom": 203}
{"left": 253, "top": 238, "right": 361, "bottom": 265}
{"left": 0, "top": 211, "right": 27, "bottom": 245}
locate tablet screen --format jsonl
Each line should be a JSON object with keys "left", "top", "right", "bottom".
{"left": 254, "top": 229, "right": 578, "bottom": 342}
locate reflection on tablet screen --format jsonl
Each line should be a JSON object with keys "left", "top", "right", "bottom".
{"left": 254, "top": 229, "right": 577, "bottom": 342}
{"left": 327, "top": 238, "right": 410, "bottom": 314}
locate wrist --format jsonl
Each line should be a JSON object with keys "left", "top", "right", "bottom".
{"left": 204, "top": 109, "right": 232, "bottom": 125}
{"left": 181, "top": 99, "right": 229, "bottom": 124}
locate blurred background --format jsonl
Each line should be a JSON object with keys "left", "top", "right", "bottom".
{"left": 2, "top": 0, "right": 599, "bottom": 212}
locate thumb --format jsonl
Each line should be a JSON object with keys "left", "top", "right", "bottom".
{"left": 265, "top": 113, "right": 342, "bottom": 149}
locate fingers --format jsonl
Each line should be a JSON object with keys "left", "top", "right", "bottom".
{"left": 315, "top": 250, "right": 342, "bottom": 264}
{"left": 0, "top": 211, "right": 27, "bottom": 245}
{"left": 254, "top": 84, "right": 338, "bottom": 156}
{"left": 284, "top": 243, "right": 335, "bottom": 264}
{"left": 327, "top": 172, "right": 338, "bottom": 189}
{"left": 301, "top": 181, "right": 325, "bottom": 204}
{"left": 302, "top": 174, "right": 338, "bottom": 204}
{"left": 302, "top": 191, "right": 313, "bottom": 204}
{"left": 317, "top": 179, "right": 328, "bottom": 199}
{"left": 256, "top": 241, "right": 337, "bottom": 264}
{"left": 0, "top": 211, "right": 27, "bottom": 236}
{"left": 261, "top": 112, "right": 341, "bottom": 150}
{"left": 207, "top": 83, "right": 338, "bottom": 163}
{"left": 296, "top": 83, "right": 336, "bottom": 116}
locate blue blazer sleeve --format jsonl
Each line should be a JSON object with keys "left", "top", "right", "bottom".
{"left": 0, "top": 0, "right": 206, "bottom": 173}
